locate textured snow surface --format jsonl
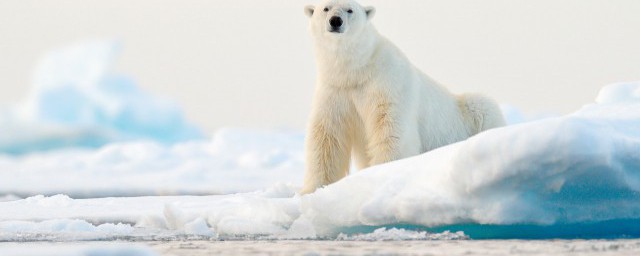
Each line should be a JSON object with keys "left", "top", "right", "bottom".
{"left": 303, "top": 107, "right": 640, "bottom": 235}
{"left": 336, "top": 228, "right": 468, "bottom": 241}
{"left": 0, "top": 190, "right": 468, "bottom": 241}
{"left": 0, "top": 243, "right": 157, "bottom": 256}
{"left": 144, "top": 240, "right": 640, "bottom": 256}
{"left": 596, "top": 81, "right": 640, "bottom": 104}
{"left": 0, "top": 128, "right": 304, "bottom": 197}
{"left": 1, "top": 82, "right": 639, "bottom": 240}
{"left": 1, "top": 40, "right": 639, "bottom": 240}
{"left": 0, "top": 41, "right": 202, "bottom": 155}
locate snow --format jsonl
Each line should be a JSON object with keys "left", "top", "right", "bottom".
{"left": 0, "top": 190, "right": 303, "bottom": 241}
{"left": 0, "top": 195, "right": 20, "bottom": 202}
{"left": 1, "top": 82, "right": 639, "bottom": 240}
{"left": 140, "top": 239, "right": 640, "bottom": 255}
{"left": 595, "top": 81, "right": 640, "bottom": 104}
{"left": 500, "top": 104, "right": 557, "bottom": 125}
{"left": 0, "top": 129, "right": 304, "bottom": 197}
{"left": 0, "top": 244, "right": 157, "bottom": 256}
{"left": 0, "top": 219, "right": 133, "bottom": 236}
{"left": 0, "top": 41, "right": 202, "bottom": 155}
{"left": 1, "top": 82, "right": 640, "bottom": 240}
{"left": 298, "top": 83, "right": 640, "bottom": 236}
{"left": 0, "top": 41, "right": 639, "bottom": 240}
{"left": 336, "top": 228, "right": 468, "bottom": 241}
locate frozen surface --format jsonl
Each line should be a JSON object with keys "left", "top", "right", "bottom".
{"left": 143, "top": 240, "right": 640, "bottom": 256}
{"left": 0, "top": 243, "right": 157, "bottom": 256}
{"left": 0, "top": 191, "right": 465, "bottom": 241}
{"left": 0, "top": 129, "right": 304, "bottom": 197}
{"left": 0, "top": 82, "right": 639, "bottom": 240}
{"left": 336, "top": 228, "right": 468, "bottom": 241}
{"left": 0, "top": 41, "right": 202, "bottom": 155}
{"left": 5, "top": 240, "right": 640, "bottom": 256}
{"left": 0, "top": 194, "right": 20, "bottom": 202}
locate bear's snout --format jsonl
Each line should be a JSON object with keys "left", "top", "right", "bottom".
{"left": 329, "top": 16, "right": 344, "bottom": 30}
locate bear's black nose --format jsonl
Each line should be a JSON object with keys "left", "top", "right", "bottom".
{"left": 329, "top": 16, "right": 343, "bottom": 28}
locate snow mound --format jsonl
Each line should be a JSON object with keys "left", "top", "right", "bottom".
{"left": 161, "top": 82, "right": 640, "bottom": 239}
{"left": 500, "top": 104, "right": 557, "bottom": 125}
{"left": 210, "top": 128, "right": 304, "bottom": 169}
{"left": 0, "top": 41, "right": 202, "bottom": 155}
{"left": 299, "top": 82, "right": 640, "bottom": 237}
{"left": 596, "top": 81, "right": 640, "bottom": 104}
{"left": 0, "top": 195, "right": 20, "bottom": 202}
{"left": 0, "top": 129, "right": 304, "bottom": 197}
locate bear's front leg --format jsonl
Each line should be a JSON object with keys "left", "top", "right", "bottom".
{"left": 301, "top": 107, "right": 352, "bottom": 194}
{"left": 364, "top": 92, "right": 402, "bottom": 166}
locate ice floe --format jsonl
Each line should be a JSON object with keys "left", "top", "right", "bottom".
{"left": 0, "top": 46, "right": 638, "bottom": 241}
{"left": 0, "top": 41, "right": 202, "bottom": 155}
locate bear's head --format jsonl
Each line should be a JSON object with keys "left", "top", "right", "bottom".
{"left": 305, "top": 0, "right": 375, "bottom": 40}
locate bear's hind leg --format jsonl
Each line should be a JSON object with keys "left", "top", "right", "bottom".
{"left": 458, "top": 93, "right": 506, "bottom": 135}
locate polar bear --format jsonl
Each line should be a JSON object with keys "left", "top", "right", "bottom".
{"left": 301, "top": 0, "right": 506, "bottom": 194}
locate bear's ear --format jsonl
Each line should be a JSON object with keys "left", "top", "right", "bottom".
{"left": 365, "top": 6, "right": 376, "bottom": 20}
{"left": 305, "top": 5, "right": 315, "bottom": 17}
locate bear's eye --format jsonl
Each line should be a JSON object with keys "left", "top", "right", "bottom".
{"left": 323, "top": 7, "right": 329, "bottom": 12}
{"left": 347, "top": 9, "right": 353, "bottom": 14}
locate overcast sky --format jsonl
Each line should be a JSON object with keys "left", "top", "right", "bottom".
{"left": 0, "top": 0, "right": 639, "bottom": 132}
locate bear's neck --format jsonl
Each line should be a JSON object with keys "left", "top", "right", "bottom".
{"left": 314, "top": 26, "right": 380, "bottom": 87}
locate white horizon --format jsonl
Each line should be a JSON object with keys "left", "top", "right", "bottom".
{"left": 0, "top": 0, "right": 639, "bottom": 132}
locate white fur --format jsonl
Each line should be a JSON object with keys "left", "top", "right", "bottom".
{"left": 301, "top": 0, "right": 505, "bottom": 194}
